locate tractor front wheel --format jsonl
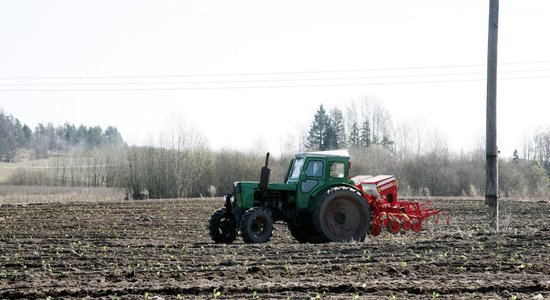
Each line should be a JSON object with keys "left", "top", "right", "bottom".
{"left": 240, "top": 207, "right": 273, "bottom": 243}
{"left": 313, "top": 187, "right": 370, "bottom": 242}
{"left": 209, "top": 208, "right": 237, "bottom": 244}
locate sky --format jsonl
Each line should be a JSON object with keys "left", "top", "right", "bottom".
{"left": 1, "top": 0, "right": 549, "bottom": 158}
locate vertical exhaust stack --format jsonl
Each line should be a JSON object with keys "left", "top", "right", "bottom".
{"left": 259, "top": 152, "right": 271, "bottom": 192}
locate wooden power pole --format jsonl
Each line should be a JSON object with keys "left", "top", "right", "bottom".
{"left": 486, "top": 0, "right": 499, "bottom": 230}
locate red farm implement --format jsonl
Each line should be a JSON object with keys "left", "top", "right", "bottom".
{"left": 352, "top": 175, "right": 450, "bottom": 236}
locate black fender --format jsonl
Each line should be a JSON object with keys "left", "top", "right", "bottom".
{"left": 307, "top": 183, "right": 363, "bottom": 211}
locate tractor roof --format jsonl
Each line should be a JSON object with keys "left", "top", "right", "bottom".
{"left": 298, "top": 149, "right": 350, "bottom": 158}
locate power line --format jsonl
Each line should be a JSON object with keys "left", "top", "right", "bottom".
{"left": 0, "top": 75, "right": 547, "bottom": 92}
{"left": 0, "top": 60, "right": 548, "bottom": 81}
{"left": 4, "top": 6, "right": 548, "bottom": 31}
{"left": 0, "top": 0, "right": 485, "bottom": 21}
{"left": 1, "top": 68, "right": 549, "bottom": 87}
{"left": 0, "top": 0, "right": 486, "bottom": 22}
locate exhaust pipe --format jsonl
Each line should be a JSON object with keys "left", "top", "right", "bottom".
{"left": 259, "top": 152, "right": 270, "bottom": 192}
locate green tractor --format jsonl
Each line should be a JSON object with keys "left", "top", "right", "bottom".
{"left": 208, "top": 150, "right": 371, "bottom": 243}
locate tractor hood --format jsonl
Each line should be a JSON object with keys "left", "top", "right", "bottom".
{"left": 234, "top": 181, "right": 297, "bottom": 192}
{"left": 232, "top": 181, "right": 297, "bottom": 208}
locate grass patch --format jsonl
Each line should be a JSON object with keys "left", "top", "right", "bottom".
{"left": 0, "top": 185, "right": 123, "bottom": 205}
{"left": 0, "top": 159, "right": 54, "bottom": 183}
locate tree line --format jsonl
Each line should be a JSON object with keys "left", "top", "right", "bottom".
{"left": 305, "top": 104, "right": 393, "bottom": 152}
{"left": 2, "top": 102, "right": 550, "bottom": 199}
{"left": 0, "top": 110, "right": 123, "bottom": 162}
{"left": 304, "top": 100, "right": 550, "bottom": 179}
{"left": 6, "top": 141, "right": 549, "bottom": 199}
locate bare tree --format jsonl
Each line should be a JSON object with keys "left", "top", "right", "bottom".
{"left": 411, "top": 117, "right": 427, "bottom": 155}
{"left": 394, "top": 120, "right": 412, "bottom": 157}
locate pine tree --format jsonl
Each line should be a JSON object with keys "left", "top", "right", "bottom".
{"left": 324, "top": 118, "right": 336, "bottom": 150}
{"left": 360, "top": 120, "right": 371, "bottom": 148}
{"left": 21, "top": 125, "right": 32, "bottom": 147}
{"left": 105, "top": 126, "right": 124, "bottom": 147}
{"left": 381, "top": 135, "right": 394, "bottom": 152}
{"left": 348, "top": 121, "right": 360, "bottom": 148}
{"left": 306, "top": 105, "right": 330, "bottom": 151}
{"left": 330, "top": 108, "right": 346, "bottom": 149}
{"left": 513, "top": 149, "right": 519, "bottom": 161}
{"left": 86, "top": 126, "right": 104, "bottom": 148}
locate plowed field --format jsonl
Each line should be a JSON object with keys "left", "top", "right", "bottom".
{"left": 1, "top": 198, "right": 549, "bottom": 299}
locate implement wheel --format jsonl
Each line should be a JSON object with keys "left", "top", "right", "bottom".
{"left": 387, "top": 219, "right": 401, "bottom": 234}
{"left": 313, "top": 187, "right": 370, "bottom": 242}
{"left": 402, "top": 219, "right": 412, "bottom": 231}
{"left": 209, "top": 208, "right": 237, "bottom": 244}
{"left": 412, "top": 221, "right": 423, "bottom": 233}
{"left": 370, "top": 223, "right": 382, "bottom": 236}
{"left": 240, "top": 207, "right": 273, "bottom": 243}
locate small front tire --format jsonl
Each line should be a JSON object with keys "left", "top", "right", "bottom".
{"left": 240, "top": 207, "right": 273, "bottom": 243}
{"left": 209, "top": 208, "right": 237, "bottom": 244}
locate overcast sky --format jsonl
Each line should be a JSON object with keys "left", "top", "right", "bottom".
{"left": 1, "top": 0, "right": 549, "bottom": 157}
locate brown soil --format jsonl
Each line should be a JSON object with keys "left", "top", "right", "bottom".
{"left": 1, "top": 198, "right": 549, "bottom": 299}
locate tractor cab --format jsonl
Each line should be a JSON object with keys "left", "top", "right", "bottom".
{"left": 284, "top": 150, "right": 352, "bottom": 209}
{"left": 285, "top": 150, "right": 351, "bottom": 183}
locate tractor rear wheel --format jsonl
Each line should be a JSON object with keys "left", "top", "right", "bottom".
{"left": 209, "top": 208, "right": 237, "bottom": 244}
{"left": 313, "top": 187, "right": 370, "bottom": 242}
{"left": 240, "top": 207, "right": 273, "bottom": 243}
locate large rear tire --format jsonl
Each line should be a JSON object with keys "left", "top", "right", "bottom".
{"left": 240, "top": 207, "right": 273, "bottom": 243}
{"left": 313, "top": 187, "right": 370, "bottom": 242}
{"left": 209, "top": 208, "right": 237, "bottom": 244}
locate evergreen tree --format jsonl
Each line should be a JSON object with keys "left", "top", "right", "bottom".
{"left": 87, "top": 126, "right": 104, "bottom": 148}
{"left": 381, "top": 135, "right": 394, "bottom": 152}
{"left": 330, "top": 108, "right": 346, "bottom": 149}
{"left": 360, "top": 119, "right": 371, "bottom": 148}
{"left": 0, "top": 113, "right": 26, "bottom": 161}
{"left": 306, "top": 105, "right": 330, "bottom": 151}
{"left": 76, "top": 125, "right": 88, "bottom": 145}
{"left": 21, "top": 125, "right": 32, "bottom": 147}
{"left": 324, "top": 118, "right": 336, "bottom": 150}
{"left": 513, "top": 149, "right": 519, "bottom": 161}
{"left": 61, "top": 122, "right": 77, "bottom": 145}
{"left": 105, "top": 126, "right": 124, "bottom": 146}
{"left": 348, "top": 121, "right": 360, "bottom": 148}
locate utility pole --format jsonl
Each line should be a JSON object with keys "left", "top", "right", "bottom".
{"left": 486, "top": 0, "right": 499, "bottom": 230}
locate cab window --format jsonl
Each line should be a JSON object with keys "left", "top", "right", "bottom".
{"left": 288, "top": 157, "right": 305, "bottom": 180}
{"left": 330, "top": 162, "right": 345, "bottom": 178}
{"left": 306, "top": 160, "right": 324, "bottom": 177}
